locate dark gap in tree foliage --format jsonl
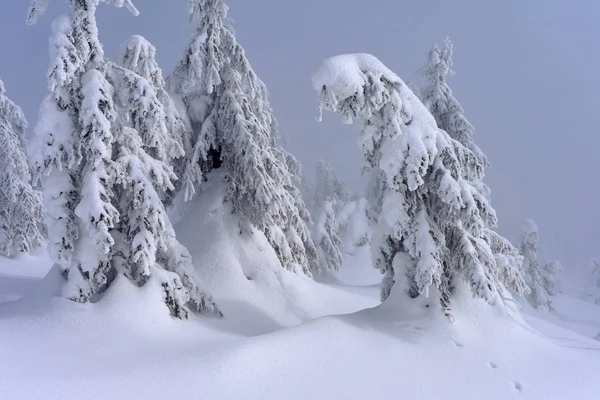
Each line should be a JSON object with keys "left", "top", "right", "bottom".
{"left": 208, "top": 146, "right": 222, "bottom": 169}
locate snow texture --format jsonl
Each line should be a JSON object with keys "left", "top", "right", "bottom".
{"left": 1, "top": 251, "right": 599, "bottom": 400}
{"left": 520, "top": 219, "right": 552, "bottom": 310}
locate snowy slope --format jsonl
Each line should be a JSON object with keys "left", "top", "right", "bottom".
{"left": 1, "top": 178, "right": 600, "bottom": 399}
{"left": 0, "top": 248, "right": 51, "bottom": 279}
{"left": 1, "top": 270, "right": 599, "bottom": 400}
{"left": 170, "top": 172, "right": 379, "bottom": 335}
{"left": 521, "top": 293, "right": 600, "bottom": 340}
{"left": 0, "top": 250, "right": 51, "bottom": 302}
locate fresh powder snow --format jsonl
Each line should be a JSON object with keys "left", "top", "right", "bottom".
{"left": 2, "top": 246, "right": 600, "bottom": 399}
{"left": 0, "top": 2, "right": 598, "bottom": 399}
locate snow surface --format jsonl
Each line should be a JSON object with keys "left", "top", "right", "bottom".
{"left": 1, "top": 181, "right": 600, "bottom": 399}
{"left": 0, "top": 247, "right": 50, "bottom": 279}
{"left": 171, "top": 171, "right": 379, "bottom": 335}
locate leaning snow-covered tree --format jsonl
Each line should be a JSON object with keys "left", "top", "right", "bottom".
{"left": 420, "top": 37, "right": 525, "bottom": 299}
{"left": 0, "top": 78, "right": 45, "bottom": 257}
{"left": 542, "top": 260, "right": 562, "bottom": 296}
{"left": 520, "top": 219, "right": 552, "bottom": 310}
{"left": 313, "top": 54, "right": 527, "bottom": 314}
{"left": 27, "top": 0, "right": 219, "bottom": 319}
{"left": 168, "top": 0, "right": 317, "bottom": 275}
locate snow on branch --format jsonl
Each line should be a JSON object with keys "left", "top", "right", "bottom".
{"left": 312, "top": 53, "right": 402, "bottom": 124}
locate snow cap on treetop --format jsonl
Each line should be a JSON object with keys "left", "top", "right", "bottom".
{"left": 522, "top": 219, "right": 538, "bottom": 234}
{"left": 312, "top": 54, "right": 400, "bottom": 101}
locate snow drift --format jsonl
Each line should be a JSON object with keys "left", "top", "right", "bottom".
{"left": 171, "top": 172, "right": 378, "bottom": 334}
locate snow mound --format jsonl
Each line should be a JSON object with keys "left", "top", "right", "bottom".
{"left": 312, "top": 53, "right": 400, "bottom": 101}
{"left": 173, "top": 172, "right": 378, "bottom": 335}
{"left": 1, "top": 227, "right": 599, "bottom": 399}
{"left": 0, "top": 248, "right": 51, "bottom": 279}
{"left": 0, "top": 250, "right": 53, "bottom": 304}
{"left": 521, "top": 292, "right": 600, "bottom": 339}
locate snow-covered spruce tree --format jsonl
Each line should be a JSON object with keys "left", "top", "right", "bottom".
{"left": 110, "top": 125, "right": 219, "bottom": 318}
{"left": 299, "top": 169, "right": 316, "bottom": 213}
{"left": 277, "top": 147, "right": 321, "bottom": 274}
{"left": 313, "top": 54, "right": 527, "bottom": 314}
{"left": 27, "top": 1, "right": 219, "bottom": 318}
{"left": 308, "top": 160, "right": 348, "bottom": 275}
{"left": 420, "top": 37, "right": 488, "bottom": 168}
{"left": 113, "top": 40, "right": 220, "bottom": 317}
{"left": 312, "top": 200, "right": 344, "bottom": 275}
{"left": 420, "top": 37, "right": 525, "bottom": 298}
{"left": 168, "top": 0, "right": 317, "bottom": 275}
{"left": 485, "top": 229, "right": 526, "bottom": 295}
{"left": 542, "top": 260, "right": 562, "bottom": 296}
{"left": 313, "top": 159, "right": 349, "bottom": 211}
{"left": 520, "top": 219, "right": 551, "bottom": 310}
{"left": 0, "top": 79, "right": 45, "bottom": 257}
{"left": 119, "top": 35, "right": 187, "bottom": 204}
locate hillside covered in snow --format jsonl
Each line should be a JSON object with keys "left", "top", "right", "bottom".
{"left": 2, "top": 245, "right": 600, "bottom": 399}
{"left": 1, "top": 1, "right": 600, "bottom": 399}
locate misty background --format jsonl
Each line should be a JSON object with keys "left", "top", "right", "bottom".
{"left": 0, "top": 0, "right": 598, "bottom": 271}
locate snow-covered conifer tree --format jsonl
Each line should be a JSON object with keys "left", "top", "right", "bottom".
{"left": 542, "top": 260, "right": 562, "bottom": 296}
{"left": 28, "top": 0, "right": 219, "bottom": 318}
{"left": 420, "top": 37, "right": 525, "bottom": 299}
{"left": 111, "top": 125, "right": 219, "bottom": 318}
{"left": 420, "top": 37, "right": 487, "bottom": 167}
{"left": 312, "top": 200, "right": 343, "bottom": 275}
{"left": 520, "top": 219, "right": 552, "bottom": 310}
{"left": 168, "top": 0, "right": 317, "bottom": 275}
{"left": 313, "top": 54, "right": 527, "bottom": 313}
{"left": 307, "top": 160, "right": 349, "bottom": 275}
{"left": 313, "top": 160, "right": 349, "bottom": 210}
{"left": 300, "top": 170, "right": 316, "bottom": 213}
{"left": 0, "top": 79, "right": 45, "bottom": 257}
{"left": 113, "top": 46, "right": 220, "bottom": 316}
{"left": 119, "top": 35, "right": 187, "bottom": 202}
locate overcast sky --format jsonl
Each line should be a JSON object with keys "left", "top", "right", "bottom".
{"left": 1, "top": 0, "right": 599, "bottom": 270}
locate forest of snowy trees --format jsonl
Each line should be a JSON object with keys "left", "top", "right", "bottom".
{"left": 2, "top": 0, "right": 594, "bottom": 322}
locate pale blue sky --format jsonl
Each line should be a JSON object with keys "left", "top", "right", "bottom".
{"left": 1, "top": 0, "right": 598, "bottom": 269}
